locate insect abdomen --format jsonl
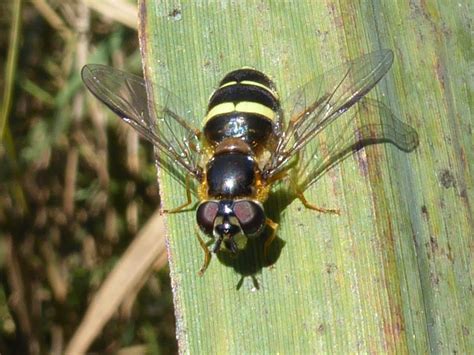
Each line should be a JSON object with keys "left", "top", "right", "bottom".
{"left": 203, "top": 68, "right": 280, "bottom": 148}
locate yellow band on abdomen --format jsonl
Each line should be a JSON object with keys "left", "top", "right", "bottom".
{"left": 240, "top": 80, "right": 279, "bottom": 99}
{"left": 205, "top": 101, "right": 275, "bottom": 123}
{"left": 236, "top": 101, "right": 275, "bottom": 120}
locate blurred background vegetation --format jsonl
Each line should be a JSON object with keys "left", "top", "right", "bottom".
{"left": 0, "top": 1, "right": 176, "bottom": 353}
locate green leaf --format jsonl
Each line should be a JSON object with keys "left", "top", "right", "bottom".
{"left": 139, "top": 1, "right": 472, "bottom": 352}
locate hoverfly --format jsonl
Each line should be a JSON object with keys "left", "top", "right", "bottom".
{"left": 82, "top": 49, "right": 418, "bottom": 275}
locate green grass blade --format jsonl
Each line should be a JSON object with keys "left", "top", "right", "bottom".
{"left": 0, "top": 0, "right": 21, "bottom": 139}
{"left": 0, "top": 0, "right": 27, "bottom": 214}
{"left": 139, "top": 1, "right": 472, "bottom": 353}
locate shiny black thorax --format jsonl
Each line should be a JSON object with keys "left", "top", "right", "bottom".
{"left": 206, "top": 152, "right": 256, "bottom": 198}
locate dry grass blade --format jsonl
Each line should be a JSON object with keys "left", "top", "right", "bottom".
{"left": 1, "top": 0, "right": 175, "bottom": 352}
{"left": 65, "top": 210, "right": 167, "bottom": 354}
{"left": 84, "top": 0, "right": 137, "bottom": 29}
{"left": 30, "top": 0, "right": 72, "bottom": 40}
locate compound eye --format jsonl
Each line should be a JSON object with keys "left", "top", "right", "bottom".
{"left": 233, "top": 200, "right": 265, "bottom": 237}
{"left": 196, "top": 201, "right": 219, "bottom": 234}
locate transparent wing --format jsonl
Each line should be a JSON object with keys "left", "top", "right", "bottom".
{"left": 296, "top": 97, "right": 419, "bottom": 190}
{"left": 81, "top": 64, "right": 203, "bottom": 181}
{"left": 263, "top": 49, "right": 394, "bottom": 179}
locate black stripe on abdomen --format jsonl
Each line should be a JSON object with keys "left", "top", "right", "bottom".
{"left": 208, "top": 84, "right": 279, "bottom": 112}
{"left": 219, "top": 68, "right": 275, "bottom": 89}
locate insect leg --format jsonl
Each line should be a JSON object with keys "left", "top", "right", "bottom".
{"left": 265, "top": 169, "right": 289, "bottom": 184}
{"left": 263, "top": 217, "right": 279, "bottom": 263}
{"left": 164, "top": 174, "right": 193, "bottom": 213}
{"left": 295, "top": 191, "right": 340, "bottom": 215}
{"left": 195, "top": 229, "right": 212, "bottom": 276}
{"left": 290, "top": 149, "right": 340, "bottom": 215}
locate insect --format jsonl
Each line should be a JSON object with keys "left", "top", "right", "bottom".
{"left": 81, "top": 49, "right": 418, "bottom": 274}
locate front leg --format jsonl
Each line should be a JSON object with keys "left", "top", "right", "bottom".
{"left": 263, "top": 217, "right": 279, "bottom": 263}
{"left": 195, "top": 230, "right": 212, "bottom": 276}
